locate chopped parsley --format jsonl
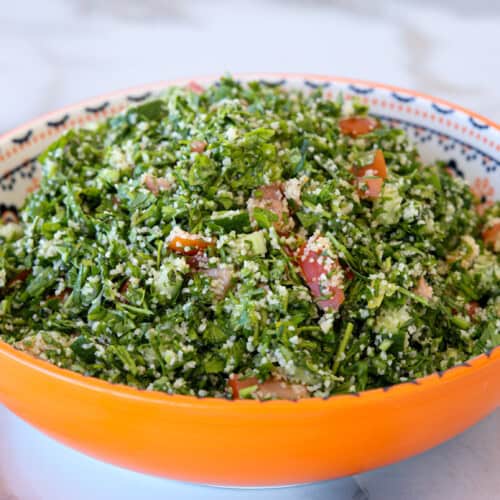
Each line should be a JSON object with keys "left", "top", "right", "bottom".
{"left": 0, "top": 77, "right": 498, "bottom": 399}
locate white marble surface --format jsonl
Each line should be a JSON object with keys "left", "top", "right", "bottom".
{"left": 0, "top": 1, "right": 499, "bottom": 499}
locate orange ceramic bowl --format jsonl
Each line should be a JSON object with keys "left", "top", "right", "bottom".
{"left": 0, "top": 74, "right": 499, "bottom": 487}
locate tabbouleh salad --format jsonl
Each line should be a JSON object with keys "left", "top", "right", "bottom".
{"left": 0, "top": 77, "right": 499, "bottom": 400}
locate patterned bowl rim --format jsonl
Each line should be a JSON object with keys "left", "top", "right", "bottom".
{"left": 0, "top": 72, "right": 498, "bottom": 408}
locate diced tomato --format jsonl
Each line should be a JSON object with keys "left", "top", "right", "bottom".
{"left": 190, "top": 140, "right": 207, "bottom": 153}
{"left": 258, "top": 183, "right": 283, "bottom": 203}
{"left": 297, "top": 235, "right": 345, "bottom": 311}
{"left": 247, "top": 183, "right": 294, "bottom": 234}
{"left": 186, "top": 81, "right": 204, "bottom": 94}
{"left": 257, "top": 377, "right": 309, "bottom": 400}
{"left": 355, "top": 176, "right": 383, "bottom": 200}
{"left": 7, "top": 269, "right": 31, "bottom": 288}
{"left": 353, "top": 150, "right": 387, "bottom": 179}
{"left": 115, "top": 280, "right": 130, "bottom": 303}
{"left": 345, "top": 268, "right": 355, "bottom": 281}
{"left": 229, "top": 374, "right": 309, "bottom": 400}
{"left": 351, "top": 150, "right": 387, "bottom": 200}
{"left": 167, "top": 228, "right": 214, "bottom": 256}
{"left": 202, "top": 266, "right": 233, "bottom": 299}
{"left": 186, "top": 252, "right": 209, "bottom": 270}
{"left": 47, "top": 288, "right": 71, "bottom": 301}
{"left": 339, "top": 116, "right": 378, "bottom": 137}
{"left": 186, "top": 252, "right": 232, "bottom": 298}
{"left": 119, "top": 280, "right": 130, "bottom": 295}
{"left": 465, "top": 301, "right": 480, "bottom": 319}
{"left": 228, "top": 374, "right": 259, "bottom": 399}
{"left": 143, "top": 174, "right": 157, "bottom": 194}
{"left": 414, "top": 276, "right": 433, "bottom": 300}
{"left": 482, "top": 221, "right": 500, "bottom": 253}
{"left": 143, "top": 174, "right": 172, "bottom": 196}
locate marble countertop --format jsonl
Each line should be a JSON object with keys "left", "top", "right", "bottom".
{"left": 0, "top": 1, "right": 499, "bottom": 499}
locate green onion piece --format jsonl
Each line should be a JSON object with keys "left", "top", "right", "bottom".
{"left": 332, "top": 322, "right": 354, "bottom": 375}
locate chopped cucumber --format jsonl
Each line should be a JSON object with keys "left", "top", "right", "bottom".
{"left": 209, "top": 210, "right": 251, "bottom": 232}
{"left": 234, "top": 230, "right": 267, "bottom": 256}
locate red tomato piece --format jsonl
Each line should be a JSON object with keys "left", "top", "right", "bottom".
{"left": 190, "top": 140, "right": 207, "bottom": 153}
{"left": 339, "top": 116, "right": 378, "bottom": 137}
{"left": 482, "top": 221, "right": 500, "bottom": 253}
{"left": 351, "top": 150, "right": 387, "bottom": 200}
{"left": 168, "top": 229, "right": 214, "bottom": 256}
{"left": 142, "top": 174, "right": 173, "bottom": 196}
{"left": 258, "top": 183, "right": 283, "bottom": 202}
{"left": 414, "top": 276, "right": 433, "bottom": 300}
{"left": 229, "top": 374, "right": 309, "bottom": 400}
{"left": 356, "top": 177, "right": 384, "bottom": 200}
{"left": 257, "top": 377, "right": 310, "bottom": 400}
{"left": 185, "top": 252, "right": 209, "bottom": 270}
{"left": 345, "top": 268, "right": 355, "bottom": 281}
{"left": 47, "top": 288, "right": 71, "bottom": 302}
{"left": 119, "top": 280, "right": 130, "bottom": 294}
{"left": 297, "top": 235, "right": 345, "bottom": 311}
{"left": 228, "top": 374, "right": 259, "bottom": 399}
{"left": 247, "top": 183, "right": 294, "bottom": 235}
{"left": 7, "top": 269, "right": 31, "bottom": 288}
{"left": 354, "top": 150, "right": 387, "bottom": 179}
{"left": 202, "top": 267, "right": 233, "bottom": 299}
{"left": 465, "top": 301, "right": 480, "bottom": 319}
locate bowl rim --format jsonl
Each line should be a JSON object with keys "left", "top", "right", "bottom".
{"left": 1, "top": 72, "right": 499, "bottom": 410}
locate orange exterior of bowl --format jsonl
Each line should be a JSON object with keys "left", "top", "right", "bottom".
{"left": 0, "top": 74, "right": 499, "bottom": 486}
{"left": 0, "top": 342, "right": 499, "bottom": 486}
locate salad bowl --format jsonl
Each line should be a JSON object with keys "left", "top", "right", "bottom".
{"left": 0, "top": 73, "right": 498, "bottom": 488}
